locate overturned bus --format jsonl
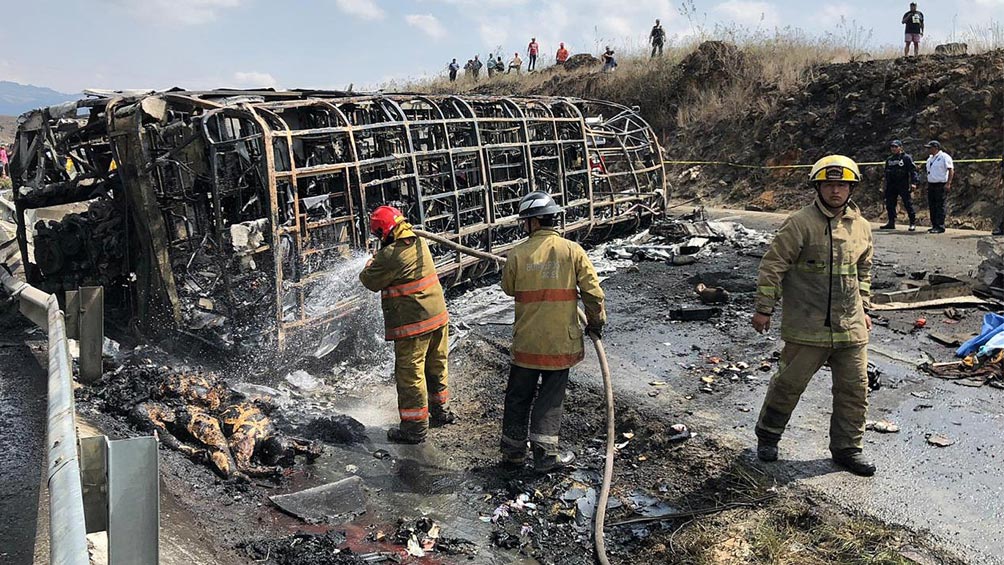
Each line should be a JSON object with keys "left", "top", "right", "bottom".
{"left": 10, "top": 90, "right": 665, "bottom": 353}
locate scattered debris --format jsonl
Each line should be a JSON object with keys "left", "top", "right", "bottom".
{"left": 300, "top": 415, "right": 367, "bottom": 445}
{"left": 598, "top": 209, "right": 769, "bottom": 272}
{"left": 867, "top": 363, "right": 883, "bottom": 391}
{"left": 669, "top": 306, "right": 721, "bottom": 321}
{"left": 695, "top": 283, "right": 730, "bottom": 304}
{"left": 239, "top": 531, "right": 363, "bottom": 564}
{"left": 914, "top": 317, "right": 927, "bottom": 329}
{"left": 926, "top": 434, "right": 955, "bottom": 448}
{"left": 944, "top": 308, "right": 965, "bottom": 321}
{"left": 866, "top": 421, "right": 900, "bottom": 433}
{"left": 286, "top": 370, "right": 321, "bottom": 391}
{"left": 269, "top": 476, "right": 367, "bottom": 524}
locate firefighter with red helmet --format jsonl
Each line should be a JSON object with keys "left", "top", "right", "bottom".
{"left": 359, "top": 206, "right": 455, "bottom": 444}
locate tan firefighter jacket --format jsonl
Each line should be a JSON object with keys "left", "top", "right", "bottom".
{"left": 501, "top": 229, "right": 606, "bottom": 370}
{"left": 359, "top": 226, "right": 449, "bottom": 341}
{"left": 755, "top": 196, "right": 873, "bottom": 348}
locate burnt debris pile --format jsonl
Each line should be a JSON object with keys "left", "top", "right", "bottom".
{"left": 81, "top": 353, "right": 327, "bottom": 480}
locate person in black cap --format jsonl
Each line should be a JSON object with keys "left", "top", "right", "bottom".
{"left": 881, "top": 140, "right": 918, "bottom": 231}
{"left": 902, "top": 2, "right": 924, "bottom": 57}
{"left": 924, "top": 140, "right": 953, "bottom": 234}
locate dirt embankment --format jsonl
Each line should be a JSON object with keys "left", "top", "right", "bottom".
{"left": 0, "top": 115, "right": 15, "bottom": 146}
{"left": 452, "top": 44, "right": 1004, "bottom": 226}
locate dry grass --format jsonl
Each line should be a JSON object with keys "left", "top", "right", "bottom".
{"left": 395, "top": 26, "right": 914, "bottom": 134}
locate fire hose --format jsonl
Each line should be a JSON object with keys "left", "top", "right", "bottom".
{"left": 413, "top": 229, "right": 616, "bottom": 565}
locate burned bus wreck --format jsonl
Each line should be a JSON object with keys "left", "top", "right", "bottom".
{"left": 11, "top": 90, "right": 665, "bottom": 353}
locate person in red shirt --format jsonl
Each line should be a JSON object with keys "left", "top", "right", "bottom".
{"left": 527, "top": 37, "right": 540, "bottom": 71}
{"left": 555, "top": 42, "right": 569, "bottom": 65}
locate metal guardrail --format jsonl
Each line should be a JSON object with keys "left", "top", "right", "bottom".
{"left": 1, "top": 267, "right": 90, "bottom": 564}
{"left": 1, "top": 266, "right": 159, "bottom": 564}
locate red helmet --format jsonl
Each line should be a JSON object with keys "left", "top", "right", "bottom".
{"left": 369, "top": 205, "right": 405, "bottom": 240}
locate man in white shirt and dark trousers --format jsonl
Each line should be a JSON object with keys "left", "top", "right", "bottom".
{"left": 924, "top": 140, "right": 954, "bottom": 234}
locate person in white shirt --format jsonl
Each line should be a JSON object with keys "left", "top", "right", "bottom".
{"left": 924, "top": 140, "right": 954, "bottom": 234}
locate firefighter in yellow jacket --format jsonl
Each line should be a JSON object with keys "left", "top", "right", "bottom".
{"left": 359, "top": 206, "right": 455, "bottom": 444}
{"left": 752, "top": 155, "right": 876, "bottom": 476}
{"left": 500, "top": 192, "right": 606, "bottom": 471}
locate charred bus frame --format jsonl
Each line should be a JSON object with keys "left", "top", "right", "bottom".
{"left": 11, "top": 90, "right": 665, "bottom": 352}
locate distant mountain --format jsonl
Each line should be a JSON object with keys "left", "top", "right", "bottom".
{"left": 0, "top": 81, "right": 78, "bottom": 116}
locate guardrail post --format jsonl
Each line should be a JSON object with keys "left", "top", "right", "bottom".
{"left": 80, "top": 435, "right": 160, "bottom": 564}
{"left": 65, "top": 287, "right": 104, "bottom": 383}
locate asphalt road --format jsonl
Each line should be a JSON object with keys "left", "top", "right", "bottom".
{"left": 580, "top": 206, "right": 1004, "bottom": 564}
{"left": 0, "top": 311, "right": 47, "bottom": 565}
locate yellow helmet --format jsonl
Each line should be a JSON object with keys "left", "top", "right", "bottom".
{"left": 808, "top": 155, "right": 861, "bottom": 184}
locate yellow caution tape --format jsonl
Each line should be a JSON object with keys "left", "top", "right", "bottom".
{"left": 665, "top": 157, "right": 1002, "bottom": 169}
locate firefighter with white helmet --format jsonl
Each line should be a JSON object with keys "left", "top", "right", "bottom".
{"left": 359, "top": 205, "right": 455, "bottom": 444}
{"left": 751, "top": 155, "right": 877, "bottom": 476}
{"left": 499, "top": 191, "right": 606, "bottom": 472}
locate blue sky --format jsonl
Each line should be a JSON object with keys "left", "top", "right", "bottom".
{"left": 0, "top": 0, "right": 1001, "bottom": 94}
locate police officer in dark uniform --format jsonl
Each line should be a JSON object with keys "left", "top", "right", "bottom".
{"left": 880, "top": 140, "right": 918, "bottom": 231}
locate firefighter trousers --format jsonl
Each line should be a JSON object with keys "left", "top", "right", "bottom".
{"left": 500, "top": 364, "right": 569, "bottom": 458}
{"left": 755, "top": 342, "right": 869, "bottom": 455}
{"left": 393, "top": 324, "right": 450, "bottom": 438}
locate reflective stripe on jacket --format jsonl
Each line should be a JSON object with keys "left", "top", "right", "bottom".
{"left": 501, "top": 229, "right": 606, "bottom": 370}
{"left": 359, "top": 235, "right": 449, "bottom": 341}
{"left": 755, "top": 197, "right": 873, "bottom": 348}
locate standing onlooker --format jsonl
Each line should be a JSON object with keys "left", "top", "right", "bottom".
{"left": 880, "top": 140, "right": 918, "bottom": 231}
{"left": 650, "top": 19, "right": 666, "bottom": 57}
{"left": 495, "top": 56, "right": 506, "bottom": 75}
{"left": 601, "top": 46, "right": 617, "bottom": 72}
{"left": 902, "top": 2, "right": 924, "bottom": 57}
{"left": 992, "top": 156, "right": 1004, "bottom": 236}
{"left": 448, "top": 58, "right": 460, "bottom": 82}
{"left": 0, "top": 145, "right": 8, "bottom": 178}
{"left": 555, "top": 42, "right": 569, "bottom": 65}
{"left": 527, "top": 37, "right": 540, "bottom": 71}
{"left": 924, "top": 140, "right": 954, "bottom": 234}
{"left": 508, "top": 52, "right": 523, "bottom": 74}
{"left": 464, "top": 59, "right": 474, "bottom": 79}
{"left": 472, "top": 55, "right": 483, "bottom": 81}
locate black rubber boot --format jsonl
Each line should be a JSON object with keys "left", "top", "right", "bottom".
{"left": 757, "top": 442, "right": 778, "bottom": 462}
{"left": 879, "top": 223, "right": 896, "bottom": 230}
{"left": 387, "top": 427, "right": 425, "bottom": 444}
{"left": 832, "top": 450, "right": 876, "bottom": 476}
{"left": 534, "top": 450, "right": 576, "bottom": 472}
{"left": 430, "top": 408, "right": 457, "bottom": 428}
{"left": 499, "top": 450, "right": 526, "bottom": 469}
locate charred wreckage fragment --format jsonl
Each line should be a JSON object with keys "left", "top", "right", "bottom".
{"left": 10, "top": 90, "right": 665, "bottom": 353}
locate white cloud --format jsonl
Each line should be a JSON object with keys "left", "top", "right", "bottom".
{"left": 334, "top": 0, "right": 384, "bottom": 20}
{"left": 478, "top": 18, "right": 511, "bottom": 49}
{"left": 714, "top": 1, "right": 781, "bottom": 28}
{"left": 405, "top": 14, "right": 447, "bottom": 40}
{"left": 821, "top": 3, "right": 856, "bottom": 20}
{"left": 231, "top": 71, "right": 278, "bottom": 88}
{"left": 106, "top": 0, "right": 242, "bottom": 25}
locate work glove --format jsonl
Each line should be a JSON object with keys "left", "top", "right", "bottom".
{"left": 586, "top": 325, "right": 603, "bottom": 340}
